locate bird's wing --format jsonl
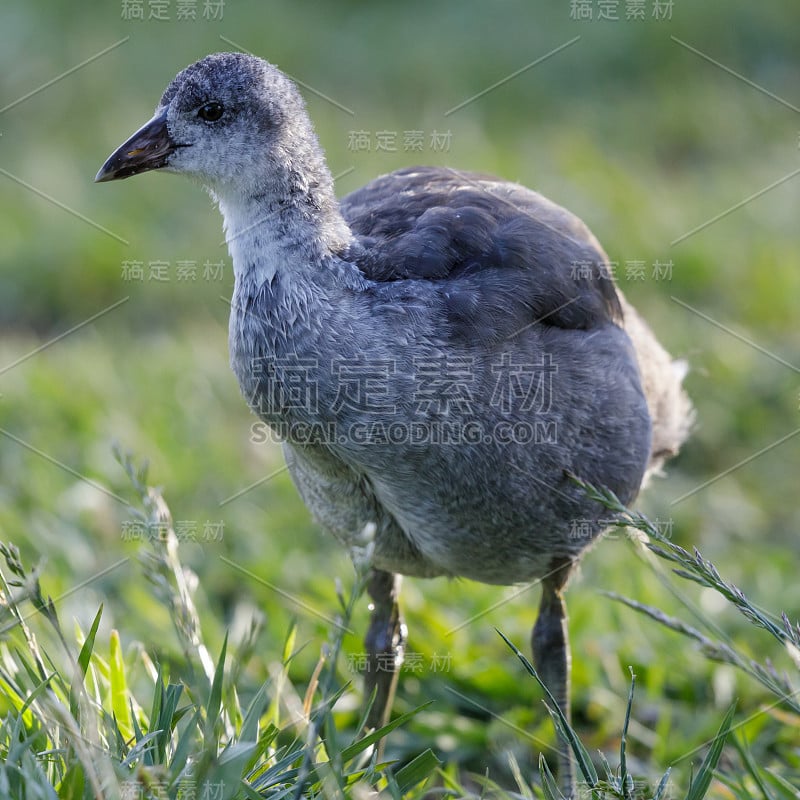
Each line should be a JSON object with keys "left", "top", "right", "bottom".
{"left": 339, "top": 166, "right": 621, "bottom": 334}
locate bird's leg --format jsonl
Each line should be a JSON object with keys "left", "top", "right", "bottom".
{"left": 531, "top": 557, "right": 576, "bottom": 799}
{"left": 362, "top": 569, "right": 406, "bottom": 745}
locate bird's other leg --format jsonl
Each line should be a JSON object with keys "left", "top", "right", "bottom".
{"left": 531, "top": 557, "right": 576, "bottom": 799}
{"left": 363, "top": 569, "right": 406, "bottom": 739}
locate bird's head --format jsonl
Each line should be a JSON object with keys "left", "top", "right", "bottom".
{"left": 95, "top": 53, "right": 320, "bottom": 200}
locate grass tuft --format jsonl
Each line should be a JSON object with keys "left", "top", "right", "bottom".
{"left": 0, "top": 463, "right": 797, "bottom": 797}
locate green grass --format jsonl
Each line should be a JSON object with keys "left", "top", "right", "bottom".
{"left": 0, "top": 455, "right": 442, "bottom": 800}
{"left": 1, "top": 460, "right": 799, "bottom": 798}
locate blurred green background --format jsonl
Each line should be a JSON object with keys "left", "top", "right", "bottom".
{"left": 1, "top": 0, "right": 799, "bottom": 789}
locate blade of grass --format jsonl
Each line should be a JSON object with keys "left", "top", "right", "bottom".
{"left": 653, "top": 768, "right": 672, "bottom": 800}
{"left": 619, "top": 667, "right": 635, "bottom": 800}
{"left": 69, "top": 605, "right": 103, "bottom": 719}
{"left": 539, "top": 753, "right": 565, "bottom": 800}
{"left": 496, "top": 628, "right": 598, "bottom": 787}
{"left": 763, "top": 768, "right": 800, "bottom": 799}
{"left": 339, "top": 702, "right": 434, "bottom": 763}
{"left": 686, "top": 702, "right": 736, "bottom": 800}
{"left": 240, "top": 681, "right": 269, "bottom": 746}
{"left": 204, "top": 633, "right": 228, "bottom": 749}
{"left": 731, "top": 734, "right": 776, "bottom": 800}
{"left": 393, "top": 748, "right": 442, "bottom": 794}
{"left": 109, "top": 628, "right": 133, "bottom": 743}
{"left": 170, "top": 706, "right": 202, "bottom": 776}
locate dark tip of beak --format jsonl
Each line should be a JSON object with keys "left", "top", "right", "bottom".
{"left": 95, "top": 108, "right": 183, "bottom": 183}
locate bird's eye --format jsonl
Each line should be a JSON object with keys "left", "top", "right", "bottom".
{"left": 197, "top": 102, "right": 224, "bottom": 122}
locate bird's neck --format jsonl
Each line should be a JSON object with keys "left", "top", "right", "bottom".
{"left": 221, "top": 180, "right": 367, "bottom": 430}
{"left": 219, "top": 173, "right": 367, "bottom": 415}
{"left": 215, "top": 170, "right": 353, "bottom": 287}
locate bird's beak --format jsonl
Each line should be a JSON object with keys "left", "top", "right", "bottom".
{"left": 95, "top": 108, "right": 180, "bottom": 182}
